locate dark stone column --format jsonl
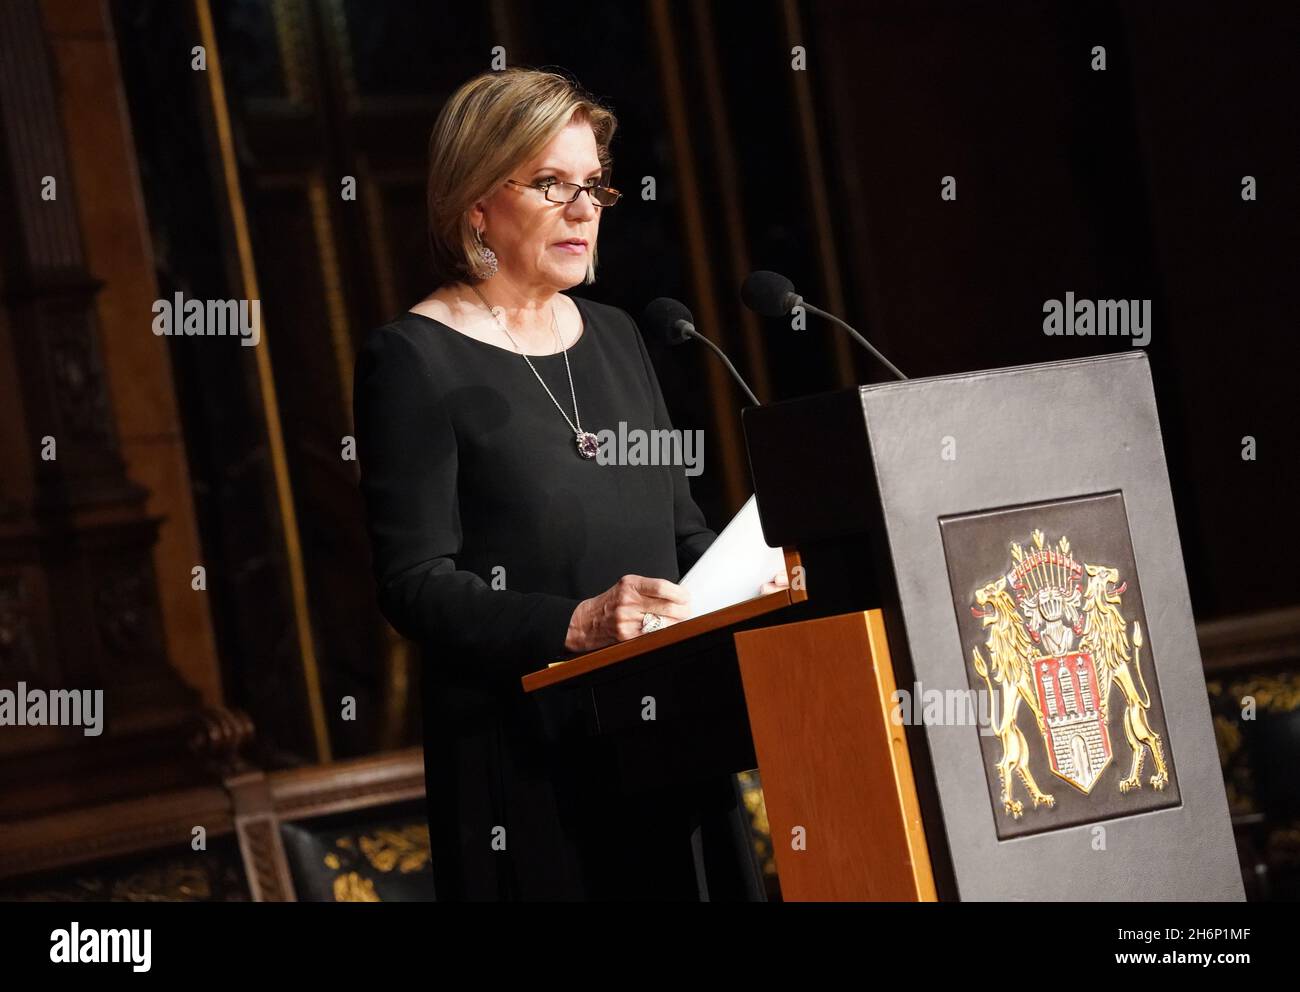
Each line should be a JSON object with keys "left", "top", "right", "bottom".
{"left": 0, "top": 0, "right": 232, "bottom": 821}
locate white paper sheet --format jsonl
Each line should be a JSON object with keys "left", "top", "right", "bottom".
{"left": 679, "top": 494, "right": 787, "bottom": 620}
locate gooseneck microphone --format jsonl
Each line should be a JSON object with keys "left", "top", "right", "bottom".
{"left": 741, "top": 270, "right": 908, "bottom": 381}
{"left": 643, "top": 297, "right": 761, "bottom": 406}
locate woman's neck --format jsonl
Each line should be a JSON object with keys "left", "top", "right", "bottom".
{"left": 418, "top": 279, "right": 574, "bottom": 354}
{"left": 465, "top": 279, "right": 560, "bottom": 337}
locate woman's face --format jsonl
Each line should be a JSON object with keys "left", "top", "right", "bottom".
{"left": 471, "top": 120, "right": 604, "bottom": 293}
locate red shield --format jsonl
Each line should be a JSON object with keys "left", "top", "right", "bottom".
{"left": 1032, "top": 652, "right": 1113, "bottom": 793}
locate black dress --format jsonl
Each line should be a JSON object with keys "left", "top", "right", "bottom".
{"left": 353, "top": 292, "right": 746, "bottom": 900}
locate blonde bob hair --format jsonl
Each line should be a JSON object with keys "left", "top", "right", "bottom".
{"left": 426, "top": 68, "right": 618, "bottom": 287}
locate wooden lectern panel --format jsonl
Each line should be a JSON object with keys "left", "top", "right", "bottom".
{"left": 734, "top": 610, "right": 936, "bottom": 901}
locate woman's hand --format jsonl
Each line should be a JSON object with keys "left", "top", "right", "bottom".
{"left": 565, "top": 575, "right": 690, "bottom": 652}
{"left": 759, "top": 570, "right": 790, "bottom": 596}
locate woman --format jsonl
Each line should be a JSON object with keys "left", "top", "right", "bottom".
{"left": 354, "top": 68, "right": 781, "bottom": 900}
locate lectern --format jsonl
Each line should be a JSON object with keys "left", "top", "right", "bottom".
{"left": 523, "top": 352, "right": 1243, "bottom": 901}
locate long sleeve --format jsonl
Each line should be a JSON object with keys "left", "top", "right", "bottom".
{"left": 353, "top": 327, "right": 579, "bottom": 679}
{"left": 626, "top": 312, "right": 717, "bottom": 575}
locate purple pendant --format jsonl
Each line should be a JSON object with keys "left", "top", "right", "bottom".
{"left": 576, "top": 431, "right": 600, "bottom": 459}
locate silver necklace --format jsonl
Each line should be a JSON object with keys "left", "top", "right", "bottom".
{"left": 471, "top": 285, "right": 600, "bottom": 459}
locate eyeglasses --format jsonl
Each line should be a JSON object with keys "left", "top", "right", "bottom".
{"left": 506, "top": 177, "right": 622, "bottom": 207}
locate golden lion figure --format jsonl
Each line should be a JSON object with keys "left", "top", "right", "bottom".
{"left": 1078, "top": 563, "right": 1169, "bottom": 793}
{"left": 971, "top": 577, "right": 1056, "bottom": 818}
{"left": 970, "top": 562, "right": 1168, "bottom": 820}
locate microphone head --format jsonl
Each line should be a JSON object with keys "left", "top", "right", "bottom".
{"left": 741, "top": 270, "right": 800, "bottom": 317}
{"left": 643, "top": 297, "right": 696, "bottom": 346}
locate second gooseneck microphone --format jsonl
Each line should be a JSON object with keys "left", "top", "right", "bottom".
{"left": 741, "top": 270, "right": 908, "bottom": 381}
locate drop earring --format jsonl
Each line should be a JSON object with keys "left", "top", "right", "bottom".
{"left": 474, "top": 226, "right": 498, "bottom": 277}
